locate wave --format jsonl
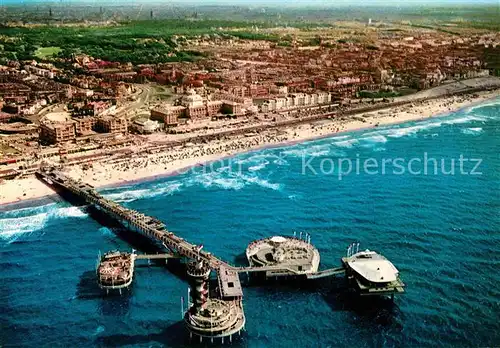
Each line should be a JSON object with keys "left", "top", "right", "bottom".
{"left": 105, "top": 188, "right": 153, "bottom": 203}
{"left": 183, "top": 167, "right": 282, "bottom": 192}
{"left": 249, "top": 162, "right": 268, "bottom": 172}
{"left": 190, "top": 172, "right": 246, "bottom": 191}
{"left": 104, "top": 182, "right": 182, "bottom": 203}
{"left": 281, "top": 142, "right": 350, "bottom": 159}
{"left": 360, "top": 134, "right": 387, "bottom": 144}
{"left": 234, "top": 154, "right": 269, "bottom": 165}
{"left": 0, "top": 205, "right": 88, "bottom": 243}
{"left": 241, "top": 175, "right": 281, "bottom": 191}
{"left": 465, "top": 99, "right": 500, "bottom": 114}
{"left": 442, "top": 115, "right": 487, "bottom": 125}
{"left": 329, "top": 135, "right": 351, "bottom": 141}
{"left": 461, "top": 127, "right": 483, "bottom": 136}
{"left": 281, "top": 144, "right": 331, "bottom": 158}
{"left": 304, "top": 145, "right": 331, "bottom": 157}
{"left": 281, "top": 148, "right": 307, "bottom": 157}
{"left": 386, "top": 122, "right": 442, "bottom": 138}
{"left": 365, "top": 104, "right": 495, "bottom": 140}
{"left": 0, "top": 202, "right": 57, "bottom": 219}
{"left": 56, "top": 206, "right": 88, "bottom": 218}
{"left": 0, "top": 212, "right": 48, "bottom": 242}
{"left": 333, "top": 139, "right": 358, "bottom": 148}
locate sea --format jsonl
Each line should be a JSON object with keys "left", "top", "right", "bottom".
{"left": 1, "top": 98, "right": 499, "bottom": 347}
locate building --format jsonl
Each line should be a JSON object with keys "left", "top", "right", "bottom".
{"left": 24, "top": 65, "right": 55, "bottom": 79}
{"left": 258, "top": 92, "right": 332, "bottom": 113}
{"left": 0, "top": 112, "right": 13, "bottom": 123}
{"left": 151, "top": 105, "right": 185, "bottom": 126}
{"left": 181, "top": 89, "right": 207, "bottom": 119}
{"left": 74, "top": 117, "right": 97, "bottom": 135}
{"left": 40, "top": 121, "right": 76, "bottom": 144}
{"left": 221, "top": 101, "right": 242, "bottom": 115}
{"left": 132, "top": 118, "right": 161, "bottom": 134}
{"left": 205, "top": 100, "right": 223, "bottom": 118}
{"left": 151, "top": 89, "right": 246, "bottom": 125}
{"left": 96, "top": 116, "right": 128, "bottom": 134}
{"left": 74, "top": 101, "right": 115, "bottom": 117}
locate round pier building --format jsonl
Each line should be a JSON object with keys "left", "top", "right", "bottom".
{"left": 246, "top": 235, "right": 320, "bottom": 277}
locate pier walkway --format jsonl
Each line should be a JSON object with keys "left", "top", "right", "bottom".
{"left": 36, "top": 169, "right": 344, "bottom": 281}
{"left": 135, "top": 253, "right": 179, "bottom": 260}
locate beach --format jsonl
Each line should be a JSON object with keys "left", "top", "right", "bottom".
{"left": 1, "top": 89, "right": 498, "bottom": 206}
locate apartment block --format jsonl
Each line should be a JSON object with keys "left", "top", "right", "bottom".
{"left": 40, "top": 121, "right": 76, "bottom": 144}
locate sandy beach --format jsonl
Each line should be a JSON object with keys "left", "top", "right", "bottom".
{"left": 1, "top": 89, "right": 498, "bottom": 206}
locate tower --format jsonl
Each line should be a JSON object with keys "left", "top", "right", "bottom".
{"left": 183, "top": 258, "right": 245, "bottom": 343}
{"left": 186, "top": 259, "right": 210, "bottom": 312}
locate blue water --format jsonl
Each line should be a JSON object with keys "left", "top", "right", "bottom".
{"left": 1, "top": 99, "right": 499, "bottom": 347}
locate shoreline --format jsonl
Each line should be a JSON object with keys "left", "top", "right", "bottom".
{"left": 1, "top": 90, "right": 498, "bottom": 208}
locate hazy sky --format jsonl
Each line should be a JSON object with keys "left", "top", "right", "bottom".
{"left": 6, "top": 0, "right": 499, "bottom": 5}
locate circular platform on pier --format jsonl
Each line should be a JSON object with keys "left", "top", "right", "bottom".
{"left": 97, "top": 251, "right": 135, "bottom": 291}
{"left": 184, "top": 298, "right": 245, "bottom": 341}
{"left": 246, "top": 236, "right": 320, "bottom": 275}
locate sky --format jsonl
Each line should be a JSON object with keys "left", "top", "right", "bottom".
{"left": 4, "top": 0, "right": 499, "bottom": 5}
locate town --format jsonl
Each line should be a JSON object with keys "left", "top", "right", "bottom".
{"left": 0, "top": 6, "right": 500, "bottom": 199}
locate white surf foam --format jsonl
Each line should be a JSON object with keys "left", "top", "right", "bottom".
{"left": 465, "top": 99, "right": 500, "bottom": 114}
{"left": 0, "top": 203, "right": 90, "bottom": 243}
{"left": 248, "top": 162, "right": 268, "bottom": 172}
{"left": 333, "top": 139, "right": 358, "bottom": 148}
{"left": 186, "top": 171, "right": 246, "bottom": 191}
{"left": 182, "top": 165, "right": 282, "bottom": 192}
{"left": 241, "top": 175, "right": 281, "bottom": 191}
{"left": 105, "top": 189, "right": 151, "bottom": 203}
{"left": 56, "top": 206, "right": 88, "bottom": 218}
{"left": 104, "top": 182, "right": 182, "bottom": 203}
{"left": 0, "top": 212, "right": 48, "bottom": 242}
{"left": 306, "top": 145, "right": 331, "bottom": 157}
{"left": 386, "top": 122, "right": 442, "bottom": 138}
{"left": 329, "top": 135, "right": 351, "bottom": 141}
{"left": 281, "top": 144, "right": 331, "bottom": 158}
{"left": 1, "top": 202, "right": 57, "bottom": 219}
{"left": 461, "top": 127, "right": 483, "bottom": 136}
{"left": 281, "top": 148, "right": 307, "bottom": 157}
{"left": 360, "top": 134, "right": 388, "bottom": 144}
{"left": 442, "top": 115, "right": 487, "bottom": 125}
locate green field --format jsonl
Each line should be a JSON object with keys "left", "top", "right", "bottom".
{"left": 34, "top": 46, "right": 62, "bottom": 58}
{"left": 0, "top": 20, "right": 278, "bottom": 65}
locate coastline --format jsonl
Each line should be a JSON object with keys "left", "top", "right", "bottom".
{"left": 1, "top": 89, "right": 498, "bottom": 207}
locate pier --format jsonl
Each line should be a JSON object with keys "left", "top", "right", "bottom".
{"left": 36, "top": 168, "right": 344, "bottom": 278}
{"left": 36, "top": 168, "right": 405, "bottom": 342}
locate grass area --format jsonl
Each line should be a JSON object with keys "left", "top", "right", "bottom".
{"left": 0, "top": 20, "right": 278, "bottom": 64}
{"left": 153, "top": 86, "right": 169, "bottom": 93}
{"left": 34, "top": 46, "right": 62, "bottom": 58}
{"left": 0, "top": 143, "right": 19, "bottom": 155}
{"left": 154, "top": 94, "right": 172, "bottom": 101}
